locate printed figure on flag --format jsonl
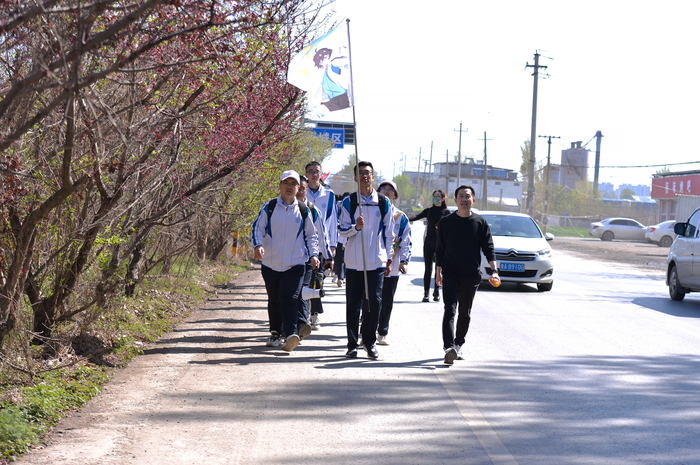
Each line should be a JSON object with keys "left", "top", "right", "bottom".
{"left": 288, "top": 25, "right": 353, "bottom": 117}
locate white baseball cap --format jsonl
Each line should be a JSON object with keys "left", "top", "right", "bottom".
{"left": 280, "top": 170, "right": 300, "bottom": 184}
{"left": 379, "top": 180, "right": 399, "bottom": 198}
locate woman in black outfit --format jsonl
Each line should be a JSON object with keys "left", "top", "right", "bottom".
{"left": 409, "top": 190, "right": 451, "bottom": 302}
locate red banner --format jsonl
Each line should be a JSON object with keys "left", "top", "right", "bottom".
{"left": 651, "top": 174, "right": 700, "bottom": 199}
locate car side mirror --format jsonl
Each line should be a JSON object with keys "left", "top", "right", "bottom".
{"left": 545, "top": 233, "right": 554, "bottom": 241}
{"left": 674, "top": 222, "right": 687, "bottom": 236}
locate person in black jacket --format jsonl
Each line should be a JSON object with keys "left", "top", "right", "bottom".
{"left": 409, "top": 190, "right": 450, "bottom": 302}
{"left": 435, "top": 185, "right": 498, "bottom": 365}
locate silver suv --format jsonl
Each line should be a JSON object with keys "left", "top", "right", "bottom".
{"left": 667, "top": 207, "right": 700, "bottom": 301}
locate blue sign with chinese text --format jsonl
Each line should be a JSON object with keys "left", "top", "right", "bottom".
{"left": 313, "top": 127, "right": 344, "bottom": 149}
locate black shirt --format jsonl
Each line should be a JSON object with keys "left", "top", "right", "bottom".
{"left": 435, "top": 212, "right": 496, "bottom": 279}
{"left": 411, "top": 205, "right": 450, "bottom": 243}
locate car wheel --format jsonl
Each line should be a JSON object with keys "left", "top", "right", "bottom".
{"left": 537, "top": 282, "right": 553, "bottom": 292}
{"left": 659, "top": 235, "right": 673, "bottom": 247}
{"left": 668, "top": 266, "right": 686, "bottom": 301}
{"left": 601, "top": 231, "right": 614, "bottom": 241}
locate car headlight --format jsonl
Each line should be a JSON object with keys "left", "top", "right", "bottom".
{"left": 537, "top": 248, "right": 551, "bottom": 257}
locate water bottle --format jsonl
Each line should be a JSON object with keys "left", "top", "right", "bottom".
{"left": 489, "top": 275, "right": 501, "bottom": 288}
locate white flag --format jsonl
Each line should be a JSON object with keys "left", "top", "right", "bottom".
{"left": 287, "top": 25, "right": 353, "bottom": 114}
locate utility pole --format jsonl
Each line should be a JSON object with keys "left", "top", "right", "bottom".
{"left": 454, "top": 122, "right": 468, "bottom": 189}
{"left": 428, "top": 141, "right": 434, "bottom": 195}
{"left": 526, "top": 52, "right": 547, "bottom": 217}
{"left": 538, "top": 135, "right": 560, "bottom": 234}
{"left": 593, "top": 130, "right": 603, "bottom": 196}
{"left": 479, "top": 131, "right": 492, "bottom": 210}
{"left": 422, "top": 160, "right": 429, "bottom": 200}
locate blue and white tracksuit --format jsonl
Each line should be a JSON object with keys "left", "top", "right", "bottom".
{"left": 252, "top": 197, "right": 318, "bottom": 337}
{"left": 306, "top": 185, "right": 338, "bottom": 253}
{"left": 338, "top": 189, "right": 395, "bottom": 349}
{"left": 379, "top": 205, "right": 412, "bottom": 337}
{"left": 299, "top": 200, "right": 333, "bottom": 321}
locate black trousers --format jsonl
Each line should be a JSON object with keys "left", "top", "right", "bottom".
{"left": 345, "top": 269, "right": 384, "bottom": 349}
{"left": 423, "top": 240, "right": 439, "bottom": 297}
{"left": 333, "top": 242, "right": 346, "bottom": 280}
{"left": 441, "top": 273, "right": 481, "bottom": 350}
{"left": 378, "top": 276, "right": 399, "bottom": 336}
{"left": 261, "top": 264, "right": 305, "bottom": 337}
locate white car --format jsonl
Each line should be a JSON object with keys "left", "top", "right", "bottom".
{"left": 588, "top": 217, "right": 646, "bottom": 241}
{"left": 479, "top": 211, "right": 554, "bottom": 291}
{"left": 645, "top": 220, "right": 676, "bottom": 247}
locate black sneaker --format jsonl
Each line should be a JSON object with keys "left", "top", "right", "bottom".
{"left": 298, "top": 323, "right": 312, "bottom": 341}
{"left": 346, "top": 347, "right": 358, "bottom": 358}
{"left": 422, "top": 296, "right": 430, "bottom": 302}
{"left": 444, "top": 348, "right": 458, "bottom": 365}
{"left": 433, "top": 294, "right": 440, "bottom": 302}
{"left": 365, "top": 344, "right": 379, "bottom": 359}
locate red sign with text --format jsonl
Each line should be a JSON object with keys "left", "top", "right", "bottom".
{"left": 651, "top": 174, "right": 700, "bottom": 199}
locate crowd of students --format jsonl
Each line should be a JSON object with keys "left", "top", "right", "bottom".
{"left": 251, "top": 160, "right": 498, "bottom": 364}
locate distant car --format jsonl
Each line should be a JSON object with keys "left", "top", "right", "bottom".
{"left": 588, "top": 217, "right": 646, "bottom": 241}
{"left": 667, "top": 208, "right": 700, "bottom": 301}
{"left": 645, "top": 220, "right": 677, "bottom": 247}
{"left": 478, "top": 211, "right": 554, "bottom": 292}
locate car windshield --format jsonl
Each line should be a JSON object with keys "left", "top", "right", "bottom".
{"left": 481, "top": 215, "right": 542, "bottom": 238}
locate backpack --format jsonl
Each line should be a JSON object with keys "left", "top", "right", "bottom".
{"left": 266, "top": 199, "right": 310, "bottom": 238}
{"left": 348, "top": 191, "right": 388, "bottom": 222}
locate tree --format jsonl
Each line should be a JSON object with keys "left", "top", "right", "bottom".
{"left": 0, "top": 0, "right": 324, "bottom": 348}
{"left": 520, "top": 140, "right": 531, "bottom": 180}
{"left": 620, "top": 188, "right": 636, "bottom": 200}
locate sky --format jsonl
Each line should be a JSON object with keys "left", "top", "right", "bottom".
{"left": 300, "top": 0, "right": 700, "bottom": 189}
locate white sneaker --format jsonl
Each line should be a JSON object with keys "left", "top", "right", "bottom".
{"left": 337, "top": 279, "right": 343, "bottom": 287}
{"left": 332, "top": 276, "right": 337, "bottom": 283}
{"left": 281, "top": 334, "right": 300, "bottom": 352}
{"left": 310, "top": 313, "right": 320, "bottom": 330}
{"left": 456, "top": 345, "right": 464, "bottom": 360}
{"left": 377, "top": 334, "right": 388, "bottom": 345}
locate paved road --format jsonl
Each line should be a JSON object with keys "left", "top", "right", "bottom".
{"left": 18, "top": 226, "right": 700, "bottom": 465}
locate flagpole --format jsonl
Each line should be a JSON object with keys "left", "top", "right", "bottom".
{"left": 346, "top": 19, "right": 371, "bottom": 306}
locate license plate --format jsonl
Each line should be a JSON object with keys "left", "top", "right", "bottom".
{"left": 500, "top": 262, "right": 525, "bottom": 272}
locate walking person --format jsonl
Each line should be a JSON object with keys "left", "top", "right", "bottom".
{"left": 376, "top": 181, "right": 411, "bottom": 346}
{"left": 409, "top": 190, "right": 450, "bottom": 302}
{"left": 296, "top": 175, "right": 333, "bottom": 332}
{"left": 333, "top": 192, "right": 351, "bottom": 288}
{"left": 252, "top": 170, "right": 320, "bottom": 352}
{"left": 435, "top": 185, "right": 498, "bottom": 365}
{"left": 305, "top": 161, "right": 337, "bottom": 329}
{"left": 338, "top": 162, "right": 394, "bottom": 359}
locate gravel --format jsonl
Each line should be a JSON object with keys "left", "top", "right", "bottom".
{"left": 549, "top": 235, "right": 668, "bottom": 276}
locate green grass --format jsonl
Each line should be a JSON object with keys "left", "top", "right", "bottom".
{"left": 0, "top": 365, "right": 109, "bottom": 460}
{"left": 0, "top": 259, "right": 249, "bottom": 461}
{"left": 542, "top": 225, "right": 589, "bottom": 237}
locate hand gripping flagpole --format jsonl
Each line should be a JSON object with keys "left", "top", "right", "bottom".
{"left": 346, "top": 19, "right": 371, "bottom": 308}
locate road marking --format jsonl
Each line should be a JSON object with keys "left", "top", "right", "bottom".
{"left": 435, "top": 369, "right": 519, "bottom": 465}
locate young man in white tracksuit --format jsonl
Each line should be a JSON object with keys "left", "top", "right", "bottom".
{"left": 252, "top": 170, "right": 319, "bottom": 352}
{"left": 304, "top": 161, "right": 338, "bottom": 329}
{"left": 377, "top": 181, "right": 412, "bottom": 346}
{"left": 338, "top": 161, "right": 395, "bottom": 359}
{"left": 296, "top": 176, "right": 333, "bottom": 332}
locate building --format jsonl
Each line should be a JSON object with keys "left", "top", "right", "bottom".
{"left": 651, "top": 170, "right": 700, "bottom": 222}
{"left": 559, "top": 141, "right": 590, "bottom": 189}
{"left": 432, "top": 161, "right": 522, "bottom": 210}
